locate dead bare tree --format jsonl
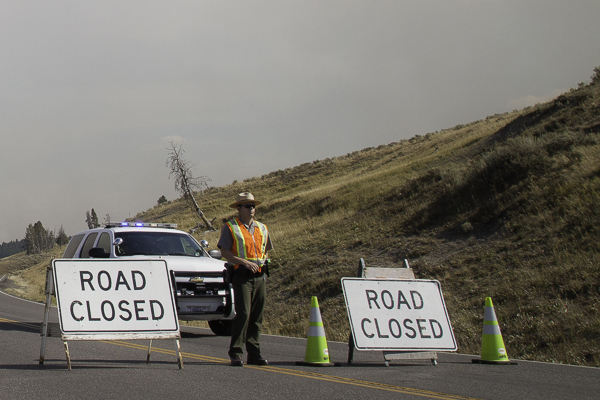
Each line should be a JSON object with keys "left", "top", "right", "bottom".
{"left": 166, "top": 141, "right": 216, "bottom": 232}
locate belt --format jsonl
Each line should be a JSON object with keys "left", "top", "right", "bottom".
{"left": 235, "top": 267, "right": 264, "bottom": 278}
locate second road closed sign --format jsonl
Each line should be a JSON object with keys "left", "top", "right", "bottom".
{"left": 342, "top": 278, "right": 457, "bottom": 351}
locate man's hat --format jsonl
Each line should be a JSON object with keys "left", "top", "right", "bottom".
{"left": 229, "top": 192, "right": 262, "bottom": 208}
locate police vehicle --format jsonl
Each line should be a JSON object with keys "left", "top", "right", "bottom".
{"left": 61, "top": 222, "right": 233, "bottom": 335}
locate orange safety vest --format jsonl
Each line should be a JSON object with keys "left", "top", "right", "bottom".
{"left": 226, "top": 218, "right": 269, "bottom": 271}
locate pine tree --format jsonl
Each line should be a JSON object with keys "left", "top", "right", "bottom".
{"left": 56, "top": 225, "right": 69, "bottom": 246}
{"left": 86, "top": 211, "right": 93, "bottom": 229}
{"left": 86, "top": 209, "right": 100, "bottom": 229}
{"left": 24, "top": 221, "right": 55, "bottom": 255}
{"left": 91, "top": 209, "right": 99, "bottom": 228}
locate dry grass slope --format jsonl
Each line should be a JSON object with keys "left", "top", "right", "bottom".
{"left": 3, "top": 68, "right": 599, "bottom": 366}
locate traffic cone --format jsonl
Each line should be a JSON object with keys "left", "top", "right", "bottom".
{"left": 472, "top": 297, "right": 517, "bottom": 365}
{"left": 296, "top": 296, "right": 338, "bottom": 367}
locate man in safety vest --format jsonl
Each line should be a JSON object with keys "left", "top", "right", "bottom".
{"left": 218, "top": 192, "right": 273, "bottom": 366}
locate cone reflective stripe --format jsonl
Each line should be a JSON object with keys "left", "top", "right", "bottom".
{"left": 296, "top": 296, "right": 337, "bottom": 367}
{"left": 473, "top": 297, "right": 517, "bottom": 365}
{"left": 308, "top": 301, "right": 326, "bottom": 338}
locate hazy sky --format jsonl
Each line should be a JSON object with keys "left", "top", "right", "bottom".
{"left": 1, "top": 0, "right": 599, "bottom": 243}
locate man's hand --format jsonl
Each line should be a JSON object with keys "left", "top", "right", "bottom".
{"left": 243, "top": 261, "right": 260, "bottom": 273}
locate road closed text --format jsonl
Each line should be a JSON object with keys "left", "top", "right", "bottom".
{"left": 53, "top": 259, "right": 178, "bottom": 335}
{"left": 360, "top": 289, "right": 444, "bottom": 340}
{"left": 342, "top": 278, "right": 457, "bottom": 351}
{"left": 69, "top": 270, "right": 165, "bottom": 322}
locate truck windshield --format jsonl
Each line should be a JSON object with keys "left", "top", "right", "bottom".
{"left": 114, "top": 232, "right": 205, "bottom": 257}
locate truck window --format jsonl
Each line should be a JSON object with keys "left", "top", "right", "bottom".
{"left": 97, "top": 232, "right": 111, "bottom": 254}
{"left": 63, "top": 234, "right": 85, "bottom": 258}
{"left": 79, "top": 233, "right": 98, "bottom": 258}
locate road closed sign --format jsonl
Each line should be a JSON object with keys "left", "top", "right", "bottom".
{"left": 53, "top": 259, "right": 179, "bottom": 339}
{"left": 342, "top": 278, "right": 456, "bottom": 351}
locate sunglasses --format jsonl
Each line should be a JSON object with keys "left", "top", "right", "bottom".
{"left": 242, "top": 204, "right": 256, "bottom": 209}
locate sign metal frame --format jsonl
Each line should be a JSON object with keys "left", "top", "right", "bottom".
{"left": 40, "top": 258, "right": 183, "bottom": 369}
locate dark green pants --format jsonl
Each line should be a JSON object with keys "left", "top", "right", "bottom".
{"left": 228, "top": 272, "right": 266, "bottom": 359}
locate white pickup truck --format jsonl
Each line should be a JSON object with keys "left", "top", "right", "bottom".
{"left": 61, "top": 222, "right": 233, "bottom": 335}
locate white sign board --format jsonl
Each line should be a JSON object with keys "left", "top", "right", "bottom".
{"left": 342, "top": 278, "right": 456, "bottom": 351}
{"left": 53, "top": 259, "right": 179, "bottom": 339}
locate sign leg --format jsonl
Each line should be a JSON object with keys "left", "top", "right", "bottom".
{"left": 347, "top": 334, "right": 355, "bottom": 364}
{"left": 64, "top": 341, "right": 71, "bottom": 370}
{"left": 176, "top": 339, "right": 183, "bottom": 369}
{"left": 147, "top": 340, "right": 153, "bottom": 364}
{"left": 347, "top": 258, "right": 365, "bottom": 365}
{"left": 39, "top": 262, "right": 54, "bottom": 365}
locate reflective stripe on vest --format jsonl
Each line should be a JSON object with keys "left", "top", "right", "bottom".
{"left": 226, "top": 218, "right": 268, "bottom": 267}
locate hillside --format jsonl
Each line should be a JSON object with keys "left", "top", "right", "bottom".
{"left": 3, "top": 67, "right": 599, "bottom": 367}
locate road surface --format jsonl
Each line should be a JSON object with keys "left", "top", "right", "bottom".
{"left": 1, "top": 289, "right": 598, "bottom": 399}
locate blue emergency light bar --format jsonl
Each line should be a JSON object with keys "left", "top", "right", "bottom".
{"left": 104, "top": 222, "right": 178, "bottom": 229}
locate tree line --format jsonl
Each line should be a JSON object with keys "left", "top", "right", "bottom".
{"left": 0, "top": 222, "right": 69, "bottom": 259}
{"left": 0, "top": 239, "right": 26, "bottom": 259}
{"left": 23, "top": 221, "right": 69, "bottom": 255}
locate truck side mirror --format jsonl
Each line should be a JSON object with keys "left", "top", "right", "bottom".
{"left": 208, "top": 249, "right": 222, "bottom": 259}
{"left": 89, "top": 247, "right": 110, "bottom": 258}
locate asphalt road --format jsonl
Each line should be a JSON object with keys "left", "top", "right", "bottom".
{"left": 1, "top": 289, "right": 599, "bottom": 400}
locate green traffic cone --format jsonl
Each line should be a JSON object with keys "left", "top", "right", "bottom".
{"left": 296, "top": 296, "right": 337, "bottom": 367}
{"left": 473, "top": 297, "right": 517, "bottom": 365}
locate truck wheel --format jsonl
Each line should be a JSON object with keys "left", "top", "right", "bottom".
{"left": 208, "top": 320, "right": 232, "bottom": 336}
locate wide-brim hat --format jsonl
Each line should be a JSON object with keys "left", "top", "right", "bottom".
{"left": 229, "top": 192, "right": 262, "bottom": 208}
